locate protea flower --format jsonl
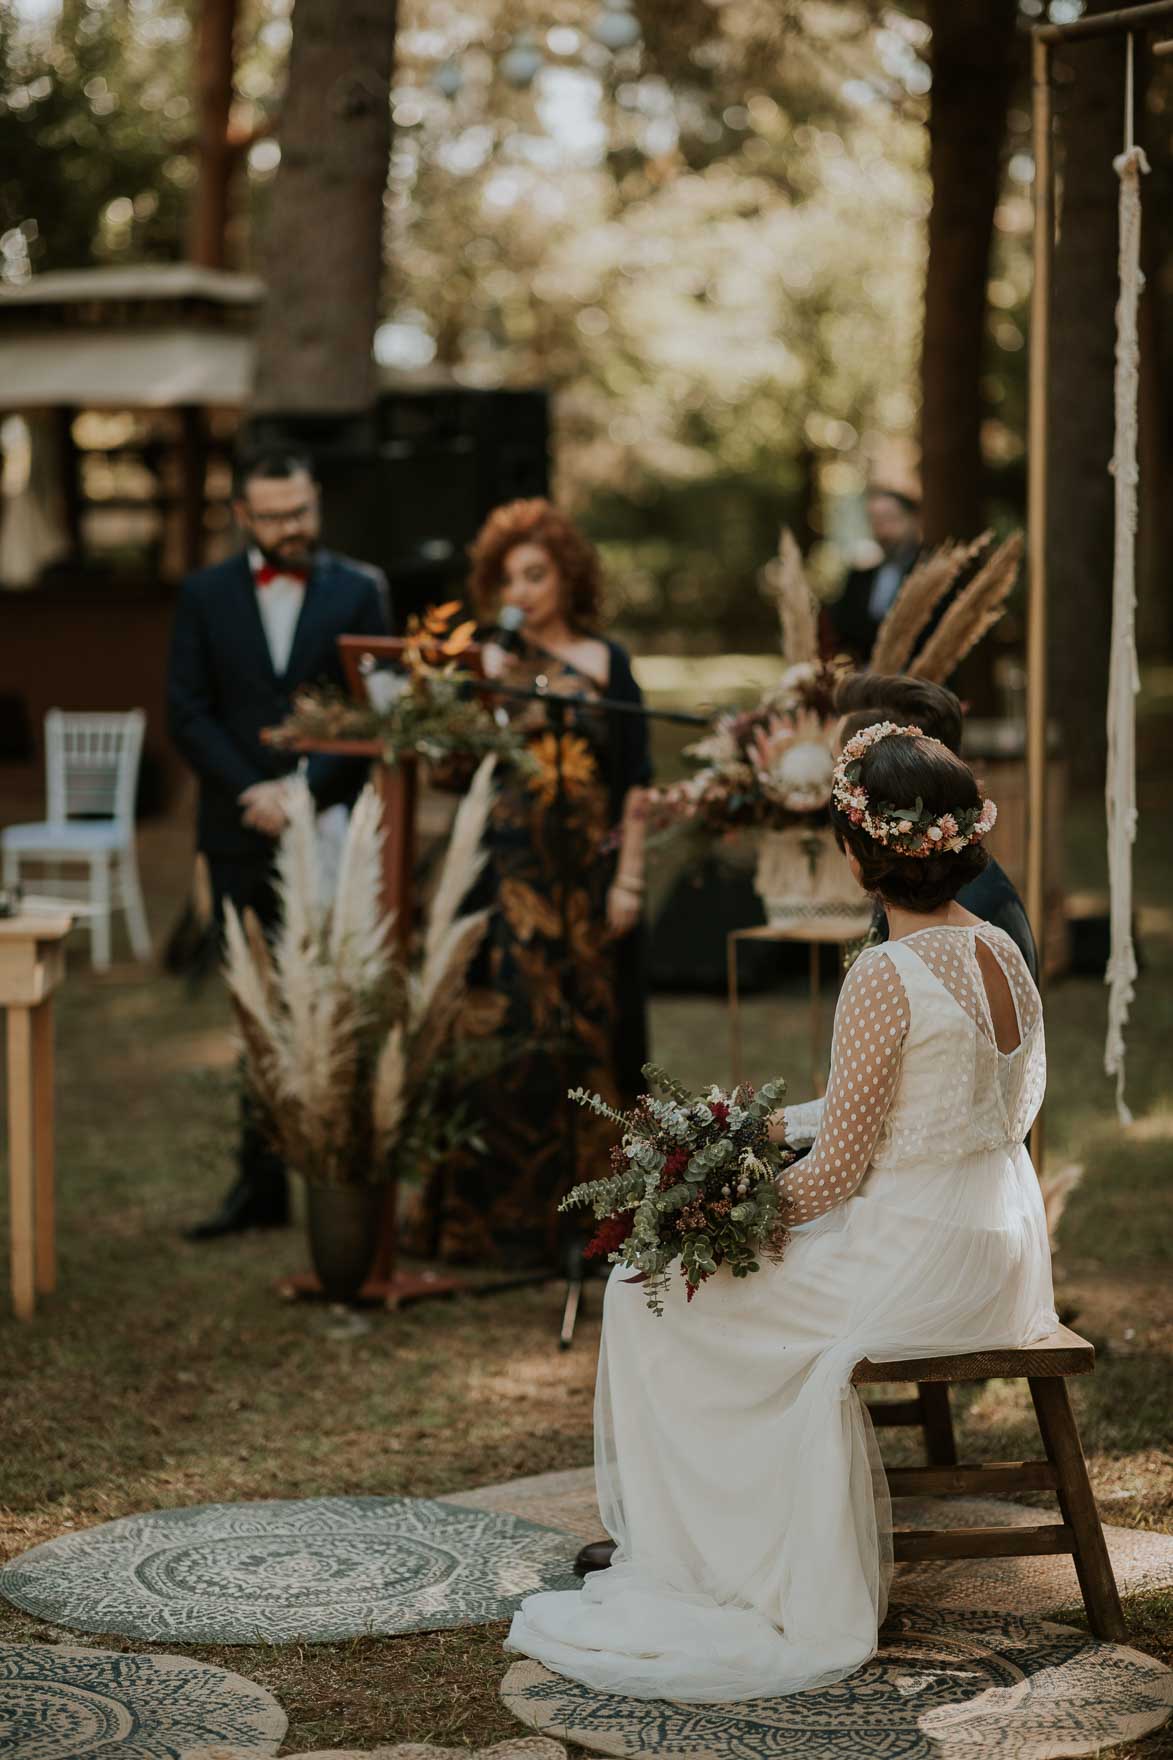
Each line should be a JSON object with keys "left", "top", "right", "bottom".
{"left": 751, "top": 709, "right": 836, "bottom": 812}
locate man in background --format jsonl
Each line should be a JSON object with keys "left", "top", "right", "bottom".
{"left": 168, "top": 450, "right": 389, "bottom": 1240}
{"left": 827, "top": 488, "right": 922, "bottom": 661}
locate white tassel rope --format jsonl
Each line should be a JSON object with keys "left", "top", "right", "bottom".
{"left": 1104, "top": 121, "right": 1148, "bottom": 1127}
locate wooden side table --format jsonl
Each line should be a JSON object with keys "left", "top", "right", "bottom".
{"left": 727, "top": 921, "right": 865, "bottom": 1096}
{"left": 0, "top": 913, "right": 72, "bottom": 1320}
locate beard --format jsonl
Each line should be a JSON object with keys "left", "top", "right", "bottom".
{"left": 255, "top": 533, "right": 320, "bottom": 570}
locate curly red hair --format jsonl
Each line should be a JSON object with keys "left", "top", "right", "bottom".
{"left": 467, "top": 498, "right": 603, "bottom": 630}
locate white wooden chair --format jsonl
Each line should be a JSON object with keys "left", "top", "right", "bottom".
{"left": 1, "top": 710, "right": 152, "bottom": 970}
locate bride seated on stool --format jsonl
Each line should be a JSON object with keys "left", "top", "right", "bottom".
{"left": 507, "top": 721, "right": 1056, "bottom": 1703}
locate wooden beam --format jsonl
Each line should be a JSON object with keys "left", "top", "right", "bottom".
{"left": 885, "top": 1461, "right": 1058, "bottom": 1497}
{"left": 1036, "top": 0, "right": 1173, "bottom": 44}
{"left": 893, "top": 1524, "right": 1075, "bottom": 1561}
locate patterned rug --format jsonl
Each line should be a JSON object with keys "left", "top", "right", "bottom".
{"left": 444, "top": 1466, "right": 1173, "bottom": 1617}
{"left": 500, "top": 1604, "right": 1173, "bottom": 1759}
{"left": 0, "top": 1498, "right": 579, "bottom": 1646}
{"left": 188, "top": 1742, "right": 566, "bottom": 1760}
{"left": 0, "top": 1641, "right": 285, "bottom": 1760}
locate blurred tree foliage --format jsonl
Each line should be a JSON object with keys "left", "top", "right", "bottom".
{"left": 9, "top": 0, "right": 1168, "bottom": 678}
{"left": 383, "top": 0, "right": 930, "bottom": 643}
{"left": 0, "top": 0, "right": 195, "bottom": 270}
{"left": 0, "top": 0, "right": 287, "bottom": 274}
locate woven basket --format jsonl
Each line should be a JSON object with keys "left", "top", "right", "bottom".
{"left": 754, "top": 825, "right": 874, "bottom": 938}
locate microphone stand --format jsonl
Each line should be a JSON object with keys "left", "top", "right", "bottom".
{"left": 468, "top": 669, "right": 707, "bottom": 1347}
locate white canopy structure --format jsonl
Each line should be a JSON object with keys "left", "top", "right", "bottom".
{"left": 0, "top": 265, "right": 263, "bottom": 411}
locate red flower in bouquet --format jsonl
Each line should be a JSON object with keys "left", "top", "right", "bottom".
{"left": 585, "top": 1212, "right": 634, "bottom": 1261}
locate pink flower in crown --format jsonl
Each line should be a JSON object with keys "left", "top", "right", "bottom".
{"left": 926, "top": 825, "right": 944, "bottom": 844}
{"left": 939, "top": 813, "right": 959, "bottom": 840}
{"left": 896, "top": 819, "right": 913, "bottom": 835}
{"left": 849, "top": 808, "right": 864, "bottom": 825}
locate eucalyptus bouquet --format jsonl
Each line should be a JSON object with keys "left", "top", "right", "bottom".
{"left": 561, "top": 1064, "right": 795, "bottom": 1314}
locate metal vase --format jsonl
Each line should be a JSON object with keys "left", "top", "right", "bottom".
{"left": 304, "top": 1181, "right": 384, "bottom": 1303}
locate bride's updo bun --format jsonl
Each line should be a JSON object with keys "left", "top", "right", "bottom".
{"left": 830, "top": 728, "right": 989, "bottom": 912}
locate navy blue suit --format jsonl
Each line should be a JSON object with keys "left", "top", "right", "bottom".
{"left": 167, "top": 548, "right": 388, "bottom": 860}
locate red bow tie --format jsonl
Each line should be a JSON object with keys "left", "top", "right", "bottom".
{"left": 255, "top": 562, "right": 309, "bottom": 588}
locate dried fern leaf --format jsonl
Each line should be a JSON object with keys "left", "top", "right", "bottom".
{"left": 242, "top": 906, "right": 276, "bottom": 1010}
{"left": 410, "top": 909, "right": 490, "bottom": 1082}
{"left": 372, "top": 1022, "right": 407, "bottom": 1161}
{"left": 774, "top": 528, "right": 819, "bottom": 665}
{"left": 870, "top": 532, "right": 992, "bottom": 675}
{"left": 908, "top": 531, "right": 1023, "bottom": 682}
{"left": 328, "top": 783, "right": 391, "bottom": 997}
{"left": 223, "top": 901, "right": 277, "bottom": 1044}
{"left": 425, "top": 755, "right": 495, "bottom": 968}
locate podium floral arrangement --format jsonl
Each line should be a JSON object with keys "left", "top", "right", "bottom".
{"left": 222, "top": 757, "right": 497, "bottom": 1192}
{"left": 561, "top": 1064, "right": 795, "bottom": 1314}
{"left": 643, "top": 534, "right": 846, "bottom": 843}
{"left": 642, "top": 526, "right": 1024, "bottom": 935}
{"left": 267, "top": 602, "right": 532, "bottom": 773}
{"left": 643, "top": 526, "right": 1026, "bottom": 845}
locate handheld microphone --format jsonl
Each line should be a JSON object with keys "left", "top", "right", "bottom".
{"left": 487, "top": 604, "right": 527, "bottom": 656}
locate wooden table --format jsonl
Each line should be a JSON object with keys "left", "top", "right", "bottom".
{"left": 0, "top": 913, "right": 71, "bottom": 1320}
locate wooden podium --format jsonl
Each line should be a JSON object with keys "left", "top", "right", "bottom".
{"left": 270, "top": 635, "right": 482, "bottom": 1310}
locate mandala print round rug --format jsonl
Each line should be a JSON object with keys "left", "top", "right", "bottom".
{"left": 0, "top": 1641, "right": 285, "bottom": 1760}
{"left": 0, "top": 1497, "right": 579, "bottom": 1645}
{"left": 501, "top": 1604, "right": 1173, "bottom": 1760}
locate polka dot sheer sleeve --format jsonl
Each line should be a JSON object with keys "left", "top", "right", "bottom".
{"left": 782, "top": 950, "right": 910, "bottom": 1225}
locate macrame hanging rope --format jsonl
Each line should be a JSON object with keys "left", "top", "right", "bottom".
{"left": 1105, "top": 33, "right": 1148, "bottom": 1126}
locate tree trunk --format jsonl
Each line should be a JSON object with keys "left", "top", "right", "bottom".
{"left": 920, "top": 0, "right": 1019, "bottom": 546}
{"left": 252, "top": 0, "right": 397, "bottom": 415}
{"left": 189, "top": 0, "right": 238, "bottom": 270}
{"left": 1046, "top": 8, "right": 1127, "bottom": 788}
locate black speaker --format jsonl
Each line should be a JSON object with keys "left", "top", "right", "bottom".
{"left": 373, "top": 388, "right": 549, "bottom": 624}
{"left": 241, "top": 396, "right": 549, "bottom": 630}
{"left": 244, "top": 389, "right": 550, "bottom": 629}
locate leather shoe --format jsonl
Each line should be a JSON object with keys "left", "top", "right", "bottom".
{"left": 574, "top": 1539, "right": 617, "bottom": 1577}
{"left": 183, "top": 1177, "right": 289, "bottom": 1242}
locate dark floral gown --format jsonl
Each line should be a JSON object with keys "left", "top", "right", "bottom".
{"left": 413, "top": 640, "right": 651, "bottom": 1268}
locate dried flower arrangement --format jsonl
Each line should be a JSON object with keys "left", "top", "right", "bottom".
{"left": 222, "top": 758, "right": 497, "bottom": 1186}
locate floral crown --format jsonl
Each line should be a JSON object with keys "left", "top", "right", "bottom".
{"left": 831, "top": 721, "right": 997, "bottom": 858}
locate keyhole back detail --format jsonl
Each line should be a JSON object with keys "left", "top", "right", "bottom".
{"left": 894, "top": 923, "right": 1038, "bottom": 1061}
{"left": 974, "top": 934, "right": 1022, "bottom": 1055}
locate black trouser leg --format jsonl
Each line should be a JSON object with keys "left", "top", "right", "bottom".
{"left": 183, "top": 855, "right": 289, "bottom": 1239}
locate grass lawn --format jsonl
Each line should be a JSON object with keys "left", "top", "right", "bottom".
{"left": 1, "top": 762, "right": 1171, "bottom": 1755}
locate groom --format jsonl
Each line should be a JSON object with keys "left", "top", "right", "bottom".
{"left": 168, "top": 449, "right": 389, "bottom": 1240}
{"left": 832, "top": 671, "right": 1038, "bottom": 979}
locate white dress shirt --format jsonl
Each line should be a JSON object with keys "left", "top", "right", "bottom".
{"left": 248, "top": 548, "right": 348, "bottom": 895}
{"left": 250, "top": 547, "right": 305, "bottom": 675}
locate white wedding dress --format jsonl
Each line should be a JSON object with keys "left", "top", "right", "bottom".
{"left": 507, "top": 923, "right": 1057, "bottom": 1702}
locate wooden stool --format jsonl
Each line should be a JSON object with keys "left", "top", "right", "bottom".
{"left": 853, "top": 1325, "right": 1126, "bottom": 1642}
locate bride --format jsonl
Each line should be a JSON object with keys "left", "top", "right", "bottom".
{"left": 507, "top": 720, "right": 1056, "bottom": 1703}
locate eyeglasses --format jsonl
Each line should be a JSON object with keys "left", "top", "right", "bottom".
{"left": 244, "top": 502, "right": 316, "bottom": 529}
